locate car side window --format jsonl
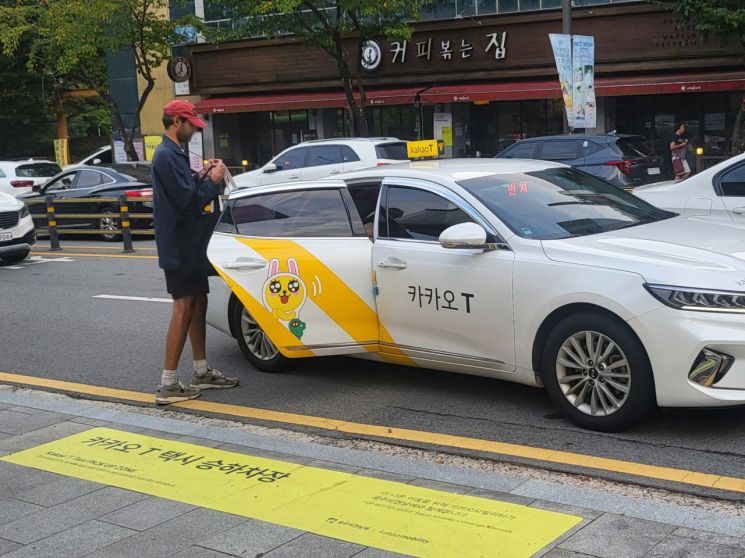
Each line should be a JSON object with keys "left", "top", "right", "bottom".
{"left": 501, "top": 142, "right": 537, "bottom": 159}
{"left": 76, "top": 170, "right": 104, "bottom": 188}
{"left": 382, "top": 186, "right": 473, "bottom": 242}
{"left": 307, "top": 145, "right": 343, "bottom": 167}
{"left": 539, "top": 140, "right": 582, "bottom": 161}
{"left": 46, "top": 172, "right": 77, "bottom": 191}
{"left": 0, "top": 168, "right": 6, "bottom": 178}
{"left": 272, "top": 147, "right": 308, "bottom": 171}
{"left": 719, "top": 164, "right": 745, "bottom": 197}
{"left": 231, "top": 189, "right": 353, "bottom": 237}
{"left": 340, "top": 145, "right": 361, "bottom": 162}
{"left": 580, "top": 140, "right": 604, "bottom": 157}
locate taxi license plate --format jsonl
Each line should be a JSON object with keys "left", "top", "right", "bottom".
{"left": 647, "top": 167, "right": 661, "bottom": 175}
{"left": 0, "top": 232, "right": 11, "bottom": 242}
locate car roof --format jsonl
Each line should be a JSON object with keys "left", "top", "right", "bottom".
{"left": 292, "top": 137, "right": 403, "bottom": 145}
{"left": 512, "top": 134, "right": 642, "bottom": 143}
{"left": 229, "top": 158, "right": 567, "bottom": 199}
{"left": 0, "top": 159, "right": 58, "bottom": 165}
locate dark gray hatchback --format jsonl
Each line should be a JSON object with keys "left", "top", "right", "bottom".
{"left": 496, "top": 134, "right": 664, "bottom": 189}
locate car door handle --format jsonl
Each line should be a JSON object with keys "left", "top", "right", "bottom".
{"left": 377, "top": 257, "right": 407, "bottom": 270}
{"left": 289, "top": 174, "right": 300, "bottom": 180}
{"left": 732, "top": 207, "right": 745, "bottom": 215}
{"left": 329, "top": 169, "right": 341, "bottom": 175}
{"left": 222, "top": 258, "right": 266, "bottom": 270}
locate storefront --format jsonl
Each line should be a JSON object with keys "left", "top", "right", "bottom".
{"left": 185, "top": 2, "right": 745, "bottom": 172}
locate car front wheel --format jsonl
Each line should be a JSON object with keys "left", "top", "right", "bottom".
{"left": 541, "top": 311, "right": 656, "bottom": 432}
{"left": 230, "top": 301, "right": 290, "bottom": 373}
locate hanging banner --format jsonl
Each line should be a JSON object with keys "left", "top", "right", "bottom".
{"left": 549, "top": 33, "right": 574, "bottom": 127}
{"left": 53, "top": 138, "right": 69, "bottom": 167}
{"left": 572, "top": 35, "right": 596, "bottom": 129}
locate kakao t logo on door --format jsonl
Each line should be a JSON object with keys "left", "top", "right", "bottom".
{"left": 262, "top": 257, "right": 312, "bottom": 340}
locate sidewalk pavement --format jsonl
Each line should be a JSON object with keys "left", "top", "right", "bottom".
{"left": 0, "top": 386, "right": 745, "bottom": 558}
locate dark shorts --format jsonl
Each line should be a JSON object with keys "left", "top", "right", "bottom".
{"left": 164, "top": 270, "right": 210, "bottom": 300}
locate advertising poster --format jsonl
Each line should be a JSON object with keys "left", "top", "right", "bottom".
{"left": 434, "top": 113, "right": 453, "bottom": 157}
{"left": 113, "top": 139, "right": 145, "bottom": 163}
{"left": 53, "top": 138, "right": 69, "bottom": 167}
{"left": 144, "top": 135, "right": 163, "bottom": 161}
{"left": 549, "top": 33, "right": 574, "bottom": 127}
{"left": 572, "top": 35, "right": 596, "bottom": 129}
{"left": 189, "top": 131, "right": 204, "bottom": 171}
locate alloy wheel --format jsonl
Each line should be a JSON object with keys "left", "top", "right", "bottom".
{"left": 240, "top": 308, "right": 279, "bottom": 361}
{"left": 555, "top": 330, "right": 631, "bottom": 417}
{"left": 100, "top": 210, "right": 119, "bottom": 240}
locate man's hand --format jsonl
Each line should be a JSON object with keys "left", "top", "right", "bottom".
{"left": 209, "top": 160, "right": 227, "bottom": 184}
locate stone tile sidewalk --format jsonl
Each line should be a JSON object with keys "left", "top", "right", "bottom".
{"left": 0, "top": 390, "right": 745, "bottom": 558}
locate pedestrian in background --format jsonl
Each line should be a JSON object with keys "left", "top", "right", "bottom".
{"left": 152, "top": 99, "right": 239, "bottom": 404}
{"left": 670, "top": 122, "right": 691, "bottom": 182}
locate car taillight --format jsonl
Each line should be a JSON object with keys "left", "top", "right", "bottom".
{"left": 125, "top": 188, "right": 153, "bottom": 198}
{"left": 606, "top": 160, "right": 633, "bottom": 175}
{"left": 10, "top": 180, "right": 34, "bottom": 188}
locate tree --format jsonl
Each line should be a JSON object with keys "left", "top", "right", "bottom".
{"left": 657, "top": 0, "right": 745, "bottom": 153}
{"left": 0, "top": 0, "right": 200, "bottom": 160}
{"left": 218, "top": 0, "right": 429, "bottom": 136}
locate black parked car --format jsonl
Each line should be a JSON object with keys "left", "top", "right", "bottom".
{"left": 18, "top": 166, "right": 153, "bottom": 240}
{"left": 496, "top": 134, "right": 664, "bottom": 189}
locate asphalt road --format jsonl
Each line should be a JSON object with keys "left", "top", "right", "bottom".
{"left": 4, "top": 240, "right": 745, "bottom": 498}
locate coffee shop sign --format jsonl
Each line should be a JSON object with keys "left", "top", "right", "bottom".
{"left": 360, "top": 32, "right": 508, "bottom": 71}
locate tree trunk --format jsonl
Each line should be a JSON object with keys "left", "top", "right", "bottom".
{"left": 732, "top": 94, "right": 745, "bottom": 154}
{"left": 333, "top": 36, "right": 370, "bottom": 136}
{"left": 103, "top": 92, "right": 138, "bottom": 161}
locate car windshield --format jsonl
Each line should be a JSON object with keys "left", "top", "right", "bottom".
{"left": 458, "top": 167, "right": 675, "bottom": 240}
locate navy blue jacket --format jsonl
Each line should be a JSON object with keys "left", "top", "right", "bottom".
{"left": 152, "top": 136, "right": 220, "bottom": 272}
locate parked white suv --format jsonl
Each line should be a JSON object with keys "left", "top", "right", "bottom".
{"left": 63, "top": 145, "right": 113, "bottom": 170}
{"left": 232, "top": 138, "right": 409, "bottom": 189}
{"left": 0, "top": 191, "right": 35, "bottom": 263}
{"left": 0, "top": 160, "right": 62, "bottom": 197}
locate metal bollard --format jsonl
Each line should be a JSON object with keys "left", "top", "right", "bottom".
{"left": 119, "top": 195, "right": 134, "bottom": 254}
{"left": 45, "top": 196, "right": 61, "bottom": 251}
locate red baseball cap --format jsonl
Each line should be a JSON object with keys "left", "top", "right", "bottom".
{"left": 163, "top": 99, "right": 207, "bottom": 128}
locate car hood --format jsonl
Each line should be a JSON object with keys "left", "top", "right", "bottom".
{"left": 541, "top": 216, "right": 745, "bottom": 291}
{"left": 0, "top": 191, "right": 22, "bottom": 210}
{"left": 233, "top": 169, "right": 262, "bottom": 188}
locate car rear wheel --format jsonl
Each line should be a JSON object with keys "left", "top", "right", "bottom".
{"left": 230, "top": 301, "right": 290, "bottom": 373}
{"left": 1, "top": 250, "right": 29, "bottom": 263}
{"left": 541, "top": 311, "right": 656, "bottom": 432}
{"left": 99, "top": 207, "right": 120, "bottom": 242}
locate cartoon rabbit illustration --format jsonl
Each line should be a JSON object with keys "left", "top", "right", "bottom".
{"left": 262, "top": 258, "right": 307, "bottom": 322}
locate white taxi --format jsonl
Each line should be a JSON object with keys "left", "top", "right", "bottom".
{"left": 207, "top": 159, "right": 745, "bottom": 431}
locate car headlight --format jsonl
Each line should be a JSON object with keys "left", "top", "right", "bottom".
{"left": 644, "top": 284, "right": 745, "bottom": 313}
{"left": 18, "top": 205, "right": 29, "bottom": 219}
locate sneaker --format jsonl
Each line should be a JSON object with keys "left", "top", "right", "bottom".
{"left": 155, "top": 380, "right": 201, "bottom": 405}
{"left": 191, "top": 367, "right": 239, "bottom": 390}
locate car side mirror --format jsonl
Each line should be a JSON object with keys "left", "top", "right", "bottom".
{"left": 92, "top": 158, "right": 102, "bottom": 165}
{"left": 439, "top": 222, "right": 490, "bottom": 250}
{"left": 263, "top": 163, "right": 278, "bottom": 173}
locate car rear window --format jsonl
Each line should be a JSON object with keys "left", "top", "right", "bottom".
{"left": 108, "top": 164, "right": 152, "bottom": 183}
{"left": 375, "top": 142, "right": 409, "bottom": 160}
{"left": 15, "top": 163, "right": 61, "bottom": 177}
{"left": 615, "top": 138, "right": 652, "bottom": 157}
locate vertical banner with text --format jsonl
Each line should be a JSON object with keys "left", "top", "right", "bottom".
{"left": 572, "top": 35, "right": 596, "bottom": 129}
{"left": 53, "top": 138, "right": 69, "bottom": 167}
{"left": 549, "top": 33, "right": 574, "bottom": 127}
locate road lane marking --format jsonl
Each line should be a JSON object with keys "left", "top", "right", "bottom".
{"left": 93, "top": 294, "right": 173, "bottom": 303}
{"left": 0, "top": 266, "right": 23, "bottom": 270}
{"left": 30, "top": 252, "right": 157, "bottom": 260}
{"left": 1, "top": 370, "right": 744, "bottom": 494}
{"left": 2, "top": 427, "right": 580, "bottom": 558}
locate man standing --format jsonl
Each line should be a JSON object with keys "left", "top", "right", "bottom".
{"left": 670, "top": 122, "right": 691, "bottom": 182}
{"left": 152, "top": 100, "right": 239, "bottom": 404}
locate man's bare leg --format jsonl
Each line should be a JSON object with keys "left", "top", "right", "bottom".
{"left": 188, "top": 293, "right": 208, "bottom": 362}
{"left": 164, "top": 295, "right": 197, "bottom": 370}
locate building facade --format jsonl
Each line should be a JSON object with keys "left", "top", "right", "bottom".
{"left": 177, "top": 1, "right": 745, "bottom": 176}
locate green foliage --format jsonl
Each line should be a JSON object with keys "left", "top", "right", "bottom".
{"left": 216, "top": 0, "right": 430, "bottom": 134}
{"left": 658, "top": 0, "right": 745, "bottom": 49}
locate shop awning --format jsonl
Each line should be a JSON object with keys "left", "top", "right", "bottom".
{"left": 595, "top": 71, "right": 745, "bottom": 96}
{"left": 195, "top": 87, "right": 423, "bottom": 114}
{"left": 196, "top": 71, "right": 745, "bottom": 114}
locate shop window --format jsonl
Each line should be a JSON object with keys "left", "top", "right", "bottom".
{"left": 477, "top": 0, "right": 497, "bottom": 14}
{"left": 498, "top": 0, "right": 518, "bottom": 11}
{"left": 232, "top": 189, "right": 354, "bottom": 238}
{"left": 519, "top": 0, "right": 540, "bottom": 10}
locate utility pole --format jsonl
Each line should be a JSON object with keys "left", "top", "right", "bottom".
{"left": 562, "top": 0, "right": 571, "bottom": 35}
{"left": 562, "top": 0, "right": 572, "bottom": 133}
